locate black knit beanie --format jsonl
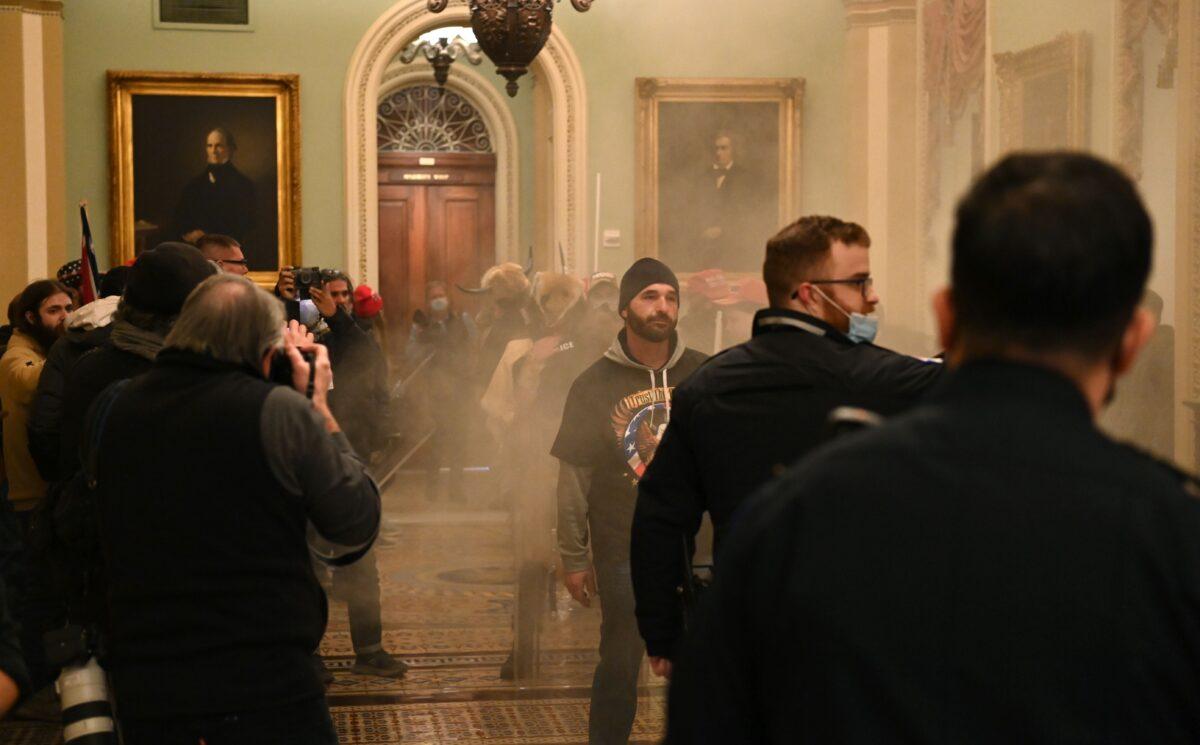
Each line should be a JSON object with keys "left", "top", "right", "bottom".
{"left": 619, "top": 258, "right": 679, "bottom": 311}
{"left": 124, "top": 242, "right": 216, "bottom": 315}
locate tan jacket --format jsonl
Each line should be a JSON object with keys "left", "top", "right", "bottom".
{"left": 0, "top": 330, "right": 48, "bottom": 510}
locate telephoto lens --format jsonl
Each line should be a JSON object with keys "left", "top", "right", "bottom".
{"left": 57, "top": 657, "right": 117, "bottom": 744}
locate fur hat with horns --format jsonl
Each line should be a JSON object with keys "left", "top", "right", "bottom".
{"left": 532, "top": 272, "right": 584, "bottom": 329}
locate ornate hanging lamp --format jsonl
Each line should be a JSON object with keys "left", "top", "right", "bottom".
{"left": 427, "top": 0, "right": 593, "bottom": 97}
{"left": 400, "top": 36, "right": 485, "bottom": 89}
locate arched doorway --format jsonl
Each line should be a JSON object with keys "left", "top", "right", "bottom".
{"left": 344, "top": 0, "right": 589, "bottom": 287}
{"left": 375, "top": 83, "right": 500, "bottom": 357}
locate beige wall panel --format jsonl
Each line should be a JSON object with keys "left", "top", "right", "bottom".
{"left": 0, "top": 10, "right": 29, "bottom": 304}
{"left": 41, "top": 9, "right": 65, "bottom": 274}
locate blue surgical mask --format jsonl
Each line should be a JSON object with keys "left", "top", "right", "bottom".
{"left": 813, "top": 287, "right": 878, "bottom": 345}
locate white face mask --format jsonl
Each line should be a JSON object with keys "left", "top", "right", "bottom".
{"left": 430, "top": 297, "right": 449, "bottom": 313}
{"left": 812, "top": 286, "right": 878, "bottom": 344}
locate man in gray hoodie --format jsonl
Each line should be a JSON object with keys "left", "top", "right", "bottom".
{"left": 551, "top": 258, "right": 707, "bottom": 744}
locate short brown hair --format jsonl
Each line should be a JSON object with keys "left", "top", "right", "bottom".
{"left": 762, "top": 216, "right": 870, "bottom": 307}
{"left": 195, "top": 234, "right": 241, "bottom": 257}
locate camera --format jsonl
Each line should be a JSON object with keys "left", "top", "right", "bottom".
{"left": 294, "top": 266, "right": 323, "bottom": 300}
{"left": 45, "top": 625, "right": 116, "bottom": 744}
{"left": 268, "top": 347, "right": 319, "bottom": 397}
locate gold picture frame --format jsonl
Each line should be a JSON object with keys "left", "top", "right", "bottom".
{"left": 108, "top": 71, "right": 301, "bottom": 286}
{"left": 994, "top": 32, "right": 1091, "bottom": 154}
{"left": 634, "top": 77, "right": 804, "bottom": 271}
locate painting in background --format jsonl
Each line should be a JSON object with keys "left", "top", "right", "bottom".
{"left": 995, "top": 32, "right": 1091, "bottom": 153}
{"left": 657, "top": 101, "right": 779, "bottom": 273}
{"left": 109, "top": 71, "right": 300, "bottom": 283}
{"left": 635, "top": 78, "right": 804, "bottom": 275}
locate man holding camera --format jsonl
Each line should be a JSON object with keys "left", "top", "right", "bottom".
{"left": 85, "top": 274, "right": 380, "bottom": 743}
{"left": 276, "top": 265, "right": 403, "bottom": 679}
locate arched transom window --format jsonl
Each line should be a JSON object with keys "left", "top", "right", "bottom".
{"left": 377, "top": 85, "right": 493, "bottom": 153}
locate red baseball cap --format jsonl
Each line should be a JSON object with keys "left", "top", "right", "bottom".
{"left": 353, "top": 284, "right": 383, "bottom": 318}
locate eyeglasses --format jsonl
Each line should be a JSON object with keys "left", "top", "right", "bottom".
{"left": 809, "top": 277, "right": 874, "bottom": 300}
{"left": 218, "top": 258, "right": 249, "bottom": 267}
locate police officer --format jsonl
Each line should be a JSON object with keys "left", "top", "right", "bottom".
{"left": 667, "top": 152, "right": 1200, "bottom": 743}
{"left": 630, "top": 215, "right": 944, "bottom": 674}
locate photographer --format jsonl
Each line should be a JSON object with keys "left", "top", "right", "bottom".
{"left": 306, "top": 270, "right": 404, "bottom": 678}
{"left": 85, "top": 274, "right": 380, "bottom": 743}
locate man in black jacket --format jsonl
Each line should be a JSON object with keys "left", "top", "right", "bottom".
{"left": 667, "top": 152, "right": 1200, "bottom": 744}
{"left": 87, "top": 274, "right": 379, "bottom": 744}
{"left": 308, "top": 271, "right": 404, "bottom": 679}
{"left": 631, "top": 216, "right": 944, "bottom": 672}
{"left": 28, "top": 268, "right": 131, "bottom": 482}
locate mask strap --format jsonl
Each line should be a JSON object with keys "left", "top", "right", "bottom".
{"left": 811, "top": 285, "right": 852, "bottom": 320}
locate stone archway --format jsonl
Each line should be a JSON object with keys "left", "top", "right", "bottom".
{"left": 378, "top": 62, "right": 520, "bottom": 270}
{"left": 344, "top": 0, "right": 589, "bottom": 287}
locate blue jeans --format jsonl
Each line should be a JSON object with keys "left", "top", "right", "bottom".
{"left": 119, "top": 695, "right": 338, "bottom": 745}
{"left": 590, "top": 561, "right": 644, "bottom": 745}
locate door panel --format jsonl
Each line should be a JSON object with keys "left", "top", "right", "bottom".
{"left": 378, "top": 153, "right": 496, "bottom": 364}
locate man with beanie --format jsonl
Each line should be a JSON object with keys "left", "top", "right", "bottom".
{"left": 551, "top": 257, "right": 707, "bottom": 744}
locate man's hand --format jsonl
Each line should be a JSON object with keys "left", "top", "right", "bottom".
{"left": 283, "top": 319, "right": 314, "bottom": 347}
{"left": 649, "top": 656, "right": 673, "bottom": 679}
{"left": 276, "top": 266, "right": 297, "bottom": 300}
{"left": 564, "top": 568, "right": 597, "bottom": 607}
{"left": 183, "top": 229, "right": 205, "bottom": 243}
{"left": 310, "top": 286, "right": 337, "bottom": 319}
{"left": 282, "top": 322, "right": 338, "bottom": 433}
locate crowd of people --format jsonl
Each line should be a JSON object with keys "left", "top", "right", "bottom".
{"left": 0, "top": 149, "right": 1197, "bottom": 744}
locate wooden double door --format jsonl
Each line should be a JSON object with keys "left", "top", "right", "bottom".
{"left": 378, "top": 152, "right": 496, "bottom": 359}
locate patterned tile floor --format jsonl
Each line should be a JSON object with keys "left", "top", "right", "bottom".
{"left": 0, "top": 470, "right": 666, "bottom": 744}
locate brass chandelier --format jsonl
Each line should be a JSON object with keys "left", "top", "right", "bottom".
{"left": 427, "top": 0, "right": 593, "bottom": 97}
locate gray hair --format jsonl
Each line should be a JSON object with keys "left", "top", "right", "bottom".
{"left": 164, "top": 274, "right": 284, "bottom": 370}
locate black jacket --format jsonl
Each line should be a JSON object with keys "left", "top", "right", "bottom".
{"left": 91, "top": 349, "right": 378, "bottom": 717}
{"left": 632, "top": 308, "right": 944, "bottom": 658}
{"left": 323, "top": 308, "right": 389, "bottom": 458}
{"left": 28, "top": 325, "right": 112, "bottom": 481}
{"left": 668, "top": 361, "right": 1200, "bottom": 744}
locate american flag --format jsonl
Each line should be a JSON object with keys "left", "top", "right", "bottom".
{"left": 78, "top": 202, "right": 100, "bottom": 304}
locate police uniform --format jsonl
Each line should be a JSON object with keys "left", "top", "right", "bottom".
{"left": 631, "top": 307, "right": 944, "bottom": 660}
{"left": 667, "top": 360, "right": 1200, "bottom": 744}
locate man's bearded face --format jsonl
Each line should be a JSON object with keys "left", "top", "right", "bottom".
{"left": 624, "top": 284, "right": 678, "bottom": 343}
{"left": 26, "top": 292, "right": 72, "bottom": 350}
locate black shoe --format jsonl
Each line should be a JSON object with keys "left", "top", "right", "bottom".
{"left": 352, "top": 650, "right": 408, "bottom": 678}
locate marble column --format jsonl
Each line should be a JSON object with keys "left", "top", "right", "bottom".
{"left": 844, "top": 0, "right": 924, "bottom": 348}
{"left": 1175, "top": 0, "right": 1200, "bottom": 469}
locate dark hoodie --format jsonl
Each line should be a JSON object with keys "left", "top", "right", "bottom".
{"left": 551, "top": 331, "right": 706, "bottom": 567}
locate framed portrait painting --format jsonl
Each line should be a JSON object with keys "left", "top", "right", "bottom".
{"left": 108, "top": 71, "right": 300, "bottom": 284}
{"left": 994, "top": 32, "right": 1091, "bottom": 154}
{"left": 635, "top": 77, "right": 804, "bottom": 273}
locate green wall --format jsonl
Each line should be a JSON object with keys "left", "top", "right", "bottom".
{"left": 64, "top": 0, "right": 847, "bottom": 272}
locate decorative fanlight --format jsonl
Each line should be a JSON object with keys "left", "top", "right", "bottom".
{"left": 400, "top": 36, "right": 485, "bottom": 89}
{"left": 427, "top": 0, "right": 593, "bottom": 97}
